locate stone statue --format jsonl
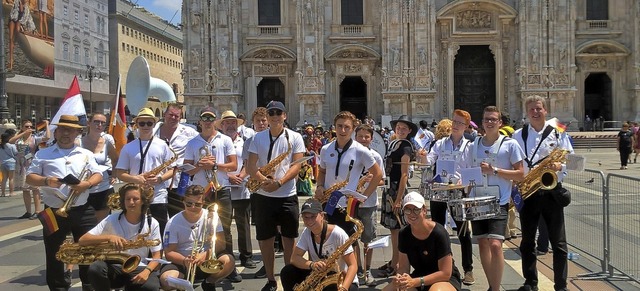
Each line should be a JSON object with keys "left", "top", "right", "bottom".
{"left": 516, "top": 67, "right": 526, "bottom": 87}
{"left": 296, "top": 70, "right": 304, "bottom": 92}
{"left": 218, "top": 47, "right": 228, "bottom": 69}
{"left": 305, "top": 0, "right": 313, "bottom": 25}
{"left": 530, "top": 47, "right": 539, "bottom": 71}
{"left": 419, "top": 48, "right": 428, "bottom": 66}
{"left": 305, "top": 48, "right": 314, "bottom": 68}
{"left": 205, "top": 69, "right": 218, "bottom": 92}
{"left": 390, "top": 47, "right": 400, "bottom": 72}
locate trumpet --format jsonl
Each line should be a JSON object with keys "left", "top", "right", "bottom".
{"left": 199, "top": 145, "right": 222, "bottom": 200}
{"left": 57, "top": 155, "right": 91, "bottom": 217}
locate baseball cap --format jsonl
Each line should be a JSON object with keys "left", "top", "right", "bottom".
{"left": 403, "top": 191, "right": 425, "bottom": 209}
{"left": 266, "top": 101, "right": 286, "bottom": 112}
{"left": 301, "top": 198, "right": 323, "bottom": 214}
{"left": 200, "top": 107, "right": 216, "bottom": 117}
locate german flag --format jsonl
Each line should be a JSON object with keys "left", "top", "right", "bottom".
{"left": 36, "top": 121, "right": 47, "bottom": 132}
{"left": 37, "top": 208, "right": 60, "bottom": 236}
{"left": 346, "top": 197, "right": 361, "bottom": 221}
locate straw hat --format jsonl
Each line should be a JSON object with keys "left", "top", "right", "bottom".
{"left": 53, "top": 115, "right": 84, "bottom": 129}
{"left": 213, "top": 110, "right": 245, "bottom": 129}
{"left": 133, "top": 108, "right": 159, "bottom": 122}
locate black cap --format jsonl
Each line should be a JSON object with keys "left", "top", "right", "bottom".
{"left": 266, "top": 101, "right": 286, "bottom": 112}
{"left": 301, "top": 198, "right": 323, "bottom": 214}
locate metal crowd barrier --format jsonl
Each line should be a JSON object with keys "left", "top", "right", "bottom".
{"left": 563, "top": 169, "right": 637, "bottom": 283}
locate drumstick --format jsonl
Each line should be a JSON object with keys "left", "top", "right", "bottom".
{"left": 387, "top": 196, "right": 404, "bottom": 227}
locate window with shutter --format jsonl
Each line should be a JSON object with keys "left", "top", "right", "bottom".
{"left": 258, "top": 0, "right": 281, "bottom": 25}
{"left": 586, "top": 0, "right": 608, "bottom": 20}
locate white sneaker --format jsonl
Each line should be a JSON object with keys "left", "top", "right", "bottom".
{"left": 364, "top": 270, "right": 375, "bottom": 286}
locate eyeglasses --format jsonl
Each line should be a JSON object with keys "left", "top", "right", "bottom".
{"left": 268, "top": 109, "right": 284, "bottom": 116}
{"left": 137, "top": 121, "right": 154, "bottom": 127}
{"left": 452, "top": 120, "right": 467, "bottom": 127}
{"left": 93, "top": 120, "right": 107, "bottom": 125}
{"left": 24, "top": 126, "right": 33, "bottom": 129}
{"left": 200, "top": 116, "right": 216, "bottom": 122}
{"left": 184, "top": 201, "right": 203, "bottom": 208}
{"left": 482, "top": 118, "right": 500, "bottom": 123}
{"left": 403, "top": 207, "right": 423, "bottom": 215}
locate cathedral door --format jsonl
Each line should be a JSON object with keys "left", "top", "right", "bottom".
{"left": 453, "top": 45, "right": 496, "bottom": 124}
{"left": 584, "top": 73, "right": 612, "bottom": 124}
{"left": 340, "top": 76, "right": 367, "bottom": 120}
{"left": 257, "top": 78, "right": 285, "bottom": 107}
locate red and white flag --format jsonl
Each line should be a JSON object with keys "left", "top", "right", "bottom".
{"left": 50, "top": 76, "right": 86, "bottom": 131}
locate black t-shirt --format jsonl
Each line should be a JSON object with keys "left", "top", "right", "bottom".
{"left": 618, "top": 130, "right": 633, "bottom": 149}
{"left": 388, "top": 140, "right": 413, "bottom": 182}
{"left": 398, "top": 222, "right": 452, "bottom": 277}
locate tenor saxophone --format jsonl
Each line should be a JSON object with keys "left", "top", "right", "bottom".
{"left": 108, "top": 148, "right": 178, "bottom": 210}
{"left": 56, "top": 155, "right": 91, "bottom": 217}
{"left": 293, "top": 215, "right": 364, "bottom": 291}
{"left": 247, "top": 141, "right": 292, "bottom": 193}
{"left": 55, "top": 233, "right": 161, "bottom": 273}
{"left": 516, "top": 148, "right": 568, "bottom": 200}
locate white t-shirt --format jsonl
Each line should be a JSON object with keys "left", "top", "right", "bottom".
{"left": 115, "top": 138, "right": 175, "bottom": 204}
{"left": 184, "top": 132, "right": 236, "bottom": 188}
{"left": 463, "top": 136, "right": 524, "bottom": 205}
{"left": 248, "top": 128, "right": 306, "bottom": 198}
{"left": 88, "top": 213, "right": 162, "bottom": 267}
{"left": 153, "top": 123, "right": 199, "bottom": 188}
{"left": 361, "top": 148, "right": 384, "bottom": 208}
{"left": 163, "top": 210, "right": 224, "bottom": 257}
{"left": 297, "top": 225, "right": 358, "bottom": 285}
{"left": 513, "top": 122, "right": 574, "bottom": 182}
{"left": 319, "top": 140, "right": 376, "bottom": 207}
{"left": 228, "top": 135, "right": 250, "bottom": 200}
{"left": 427, "top": 136, "right": 471, "bottom": 180}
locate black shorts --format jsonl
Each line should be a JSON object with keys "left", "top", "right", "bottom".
{"left": 160, "top": 263, "right": 210, "bottom": 282}
{"left": 87, "top": 188, "right": 113, "bottom": 211}
{"left": 326, "top": 208, "right": 357, "bottom": 237}
{"left": 253, "top": 194, "right": 300, "bottom": 241}
{"left": 415, "top": 265, "right": 462, "bottom": 291}
{"left": 471, "top": 204, "right": 509, "bottom": 240}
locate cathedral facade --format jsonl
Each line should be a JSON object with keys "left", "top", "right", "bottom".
{"left": 181, "top": 0, "right": 640, "bottom": 128}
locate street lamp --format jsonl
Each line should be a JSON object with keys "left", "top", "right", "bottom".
{"left": 84, "top": 65, "right": 102, "bottom": 114}
{"left": 0, "top": 2, "right": 10, "bottom": 120}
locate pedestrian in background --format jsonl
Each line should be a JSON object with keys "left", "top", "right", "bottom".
{"left": 0, "top": 129, "right": 18, "bottom": 197}
{"left": 616, "top": 122, "right": 634, "bottom": 170}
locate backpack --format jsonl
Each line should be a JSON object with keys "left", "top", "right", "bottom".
{"left": 384, "top": 139, "right": 416, "bottom": 174}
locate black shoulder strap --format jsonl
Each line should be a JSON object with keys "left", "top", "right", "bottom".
{"left": 523, "top": 124, "right": 556, "bottom": 168}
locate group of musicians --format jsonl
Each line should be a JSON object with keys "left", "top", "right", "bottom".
{"left": 26, "top": 95, "right": 572, "bottom": 291}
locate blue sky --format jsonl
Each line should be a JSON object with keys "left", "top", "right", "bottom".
{"left": 136, "top": 0, "right": 182, "bottom": 25}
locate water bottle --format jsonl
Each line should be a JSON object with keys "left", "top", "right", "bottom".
{"left": 568, "top": 252, "right": 580, "bottom": 261}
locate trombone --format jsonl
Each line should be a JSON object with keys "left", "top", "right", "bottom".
{"left": 186, "top": 203, "right": 224, "bottom": 285}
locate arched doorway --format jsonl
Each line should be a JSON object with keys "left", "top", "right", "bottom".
{"left": 584, "top": 73, "right": 612, "bottom": 122}
{"left": 257, "top": 78, "right": 285, "bottom": 107}
{"left": 339, "top": 76, "right": 367, "bottom": 120}
{"left": 453, "top": 45, "right": 496, "bottom": 124}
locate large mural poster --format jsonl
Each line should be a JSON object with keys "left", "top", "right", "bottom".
{"left": 3, "top": 0, "right": 54, "bottom": 79}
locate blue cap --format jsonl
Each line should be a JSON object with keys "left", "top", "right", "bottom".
{"left": 266, "top": 101, "right": 286, "bottom": 112}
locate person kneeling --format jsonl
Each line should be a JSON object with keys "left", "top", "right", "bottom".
{"left": 382, "top": 192, "right": 462, "bottom": 291}
{"left": 281, "top": 198, "right": 358, "bottom": 291}
{"left": 159, "top": 185, "right": 234, "bottom": 291}
{"left": 79, "top": 184, "right": 163, "bottom": 291}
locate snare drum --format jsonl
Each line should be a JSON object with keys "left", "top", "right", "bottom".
{"left": 448, "top": 196, "right": 500, "bottom": 221}
{"left": 420, "top": 183, "right": 464, "bottom": 202}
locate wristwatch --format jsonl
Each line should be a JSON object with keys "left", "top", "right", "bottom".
{"left": 492, "top": 166, "right": 499, "bottom": 176}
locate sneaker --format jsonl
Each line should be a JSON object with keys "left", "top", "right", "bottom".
{"left": 254, "top": 265, "right": 266, "bottom": 279}
{"left": 357, "top": 270, "right": 364, "bottom": 279}
{"left": 19, "top": 212, "right": 32, "bottom": 219}
{"left": 462, "top": 271, "right": 475, "bottom": 285}
{"left": 29, "top": 213, "right": 39, "bottom": 220}
{"left": 364, "top": 270, "right": 375, "bottom": 286}
{"left": 64, "top": 269, "right": 72, "bottom": 286}
{"left": 261, "top": 280, "right": 277, "bottom": 291}
{"left": 241, "top": 258, "right": 257, "bottom": 269}
{"left": 517, "top": 285, "right": 539, "bottom": 291}
{"left": 226, "top": 268, "right": 242, "bottom": 283}
{"left": 201, "top": 280, "right": 216, "bottom": 291}
{"left": 535, "top": 250, "right": 548, "bottom": 256}
{"left": 382, "top": 266, "right": 396, "bottom": 277}
{"left": 274, "top": 249, "right": 284, "bottom": 258}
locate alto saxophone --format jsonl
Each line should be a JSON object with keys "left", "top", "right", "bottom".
{"left": 293, "top": 215, "right": 364, "bottom": 291}
{"left": 108, "top": 147, "right": 178, "bottom": 210}
{"left": 56, "top": 155, "right": 91, "bottom": 217}
{"left": 55, "top": 232, "right": 160, "bottom": 273}
{"left": 247, "top": 141, "right": 292, "bottom": 193}
{"left": 318, "top": 178, "right": 350, "bottom": 204}
{"left": 516, "top": 147, "right": 569, "bottom": 200}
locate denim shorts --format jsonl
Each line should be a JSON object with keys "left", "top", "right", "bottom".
{"left": 1, "top": 160, "right": 16, "bottom": 171}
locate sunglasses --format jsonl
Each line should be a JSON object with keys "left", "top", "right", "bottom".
{"left": 24, "top": 125, "right": 33, "bottom": 129}
{"left": 200, "top": 116, "right": 216, "bottom": 122}
{"left": 403, "top": 207, "right": 423, "bottom": 215}
{"left": 183, "top": 201, "right": 203, "bottom": 208}
{"left": 137, "top": 121, "right": 154, "bottom": 127}
{"left": 93, "top": 120, "right": 107, "bottom": 125}
{"left": 268, "top": 109, "right": 284, "bottom": 116}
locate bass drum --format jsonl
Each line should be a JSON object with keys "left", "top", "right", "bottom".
{"left": 351, "top": 130, "right": 386, "bottom": 158}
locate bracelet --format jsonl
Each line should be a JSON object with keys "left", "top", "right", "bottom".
{"left": 44, "top": 177, "right": 49, "bottom": 186}
{"left": 420, "top": 276, "right": 425, "bottom": 287}
{"left": 145, "top": 266, "right": 153, "bottom": 272}
{"left": 276, "top": 180, "right": 282, "bottom": 188}
{"left": 309, "top": 261, "right": 314, "bottom": 270}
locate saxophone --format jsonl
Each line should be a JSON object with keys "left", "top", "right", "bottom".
{"left": 318, "top": 178, "right": 350, "bottom": 204}
{"left": 108, "top": 147, "right": 178, "bottom": 210}
{"left": 55, "top": 232, "right": 161, "bottom": 273}
{"left": 56, "top": 155, "right": 91, "bottom": 217}
{"left": 516, "top": 147, "right": 569, "bottom": 200}
{"left": 247, "top": 141, "right": 292, "bottom": 193}
{"left": 293, "top": 215, "right": 364, "bottom": 291}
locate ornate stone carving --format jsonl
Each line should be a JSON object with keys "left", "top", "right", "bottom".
{"left": 205, "top": 69, "right": 217, "bottom": 92}
{"left": 590, "top": 58, "right": 607, "bottom": 69}
{"left": 380, "top": 67, "right": 388, "bottom": 90}
{"left": 304, "top": 0, "right": 313, "bottom": 25}
{"left": 190, "top": 48, "right": 201, "bottom": 73}
{"left": 252, "top": 50, "right": 285, "bottom": 59}
{"left": 389, "top": 77, "right": 402, "bottom": 88}
{"left": 259, "top": 64, "right": 286, "bottom": 75}
{"left": 530, "top": 47, "right": 539, "bottom": 71}
{"left": 528, "top": 74, "right": 540, "bottom": 84}
{"left": 296, "top": 70, "right": 304, "bottom": 92}
{"left": 304, "top": 77, "right": 318, "bottom": 88}
{"left": 190, "top": 78, "right": 202, "bottom": 89}
{"left": 191, "top": 13, "right": 201, "bottom": 32}
{"left": 456, "top": 10, "right": 492, "bottom": 29}
{"left": 344, "top": 63, "right": 363, "bottom": 73}
{"left": 390, "top": 47, "right": 400, "bottom": 73}
{"left": 516, "top": 67, "right": 527, "bottom": 87}
{"left": 305, "top": 48, "right": 314, "bottom": 68}
{"left": 418, "top": 1, "right": 427, "bottom": 23}
{"left": 416, "top": 77, "right": 429, "bottom": 88}
{"left": 218, "top": 47, "right": 229, "bottom": 70}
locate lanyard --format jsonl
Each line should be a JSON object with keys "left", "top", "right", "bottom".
{"left": 310, "top": 221, "right": 328, "bottom": 259}
{"left": 267, "top": 129, "right": 286, "bottom": 161}
{"left": 138, "top": 137, "right": 154, "bottom": 174}
{"left": 334, "top": 139, "right": 353, "bottom": 178}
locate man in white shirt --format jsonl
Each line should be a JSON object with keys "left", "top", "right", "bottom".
{"left": 80, "top": 184, "right": 162, "bottom": 291}
{"left": 236, "top": 112, "right": 255, "bottom": 141}
{"left": 183, "top": 107, "right": 237, "bottom": 273}
{"left": 153, "top": 103, "right": 199, "bottom": 217}
{"left": 115, "top": 108, "right": 176, "bottom": 235}
{"left": 246, "top": 101, "right": 306, "bottom": 291}
{"left": 26, "top": 115, "right": 104, "bottom": 291}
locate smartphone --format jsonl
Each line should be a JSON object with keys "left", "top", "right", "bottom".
{"left": 59, "top": 174, "right": 81, "bottom": 185}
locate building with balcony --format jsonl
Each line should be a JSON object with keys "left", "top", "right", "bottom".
{"left": 181, "top": 0, "right": 640, "bottom": 128}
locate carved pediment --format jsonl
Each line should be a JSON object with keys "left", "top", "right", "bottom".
{"left": 455, "top": 10, "right": 492, "bottom": 29}
{"left": 576, "top": 40, "right": 630, "bottom": 56}
{"left": 240, "top": 45, "right": 296, "bottom": 62}
{"left": 325, "top": 45, "right": 380, "bottom": 62}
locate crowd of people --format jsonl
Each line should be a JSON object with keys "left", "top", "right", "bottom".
{"left": 2, "top": 95, "right": 581, "bottom": 291}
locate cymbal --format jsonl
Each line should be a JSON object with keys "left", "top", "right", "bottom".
{"left": 431, "top": 184, "right": 466, "bottom": 191}
{"left": 393, "top": 161, "right": 430, "bottom": 167}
